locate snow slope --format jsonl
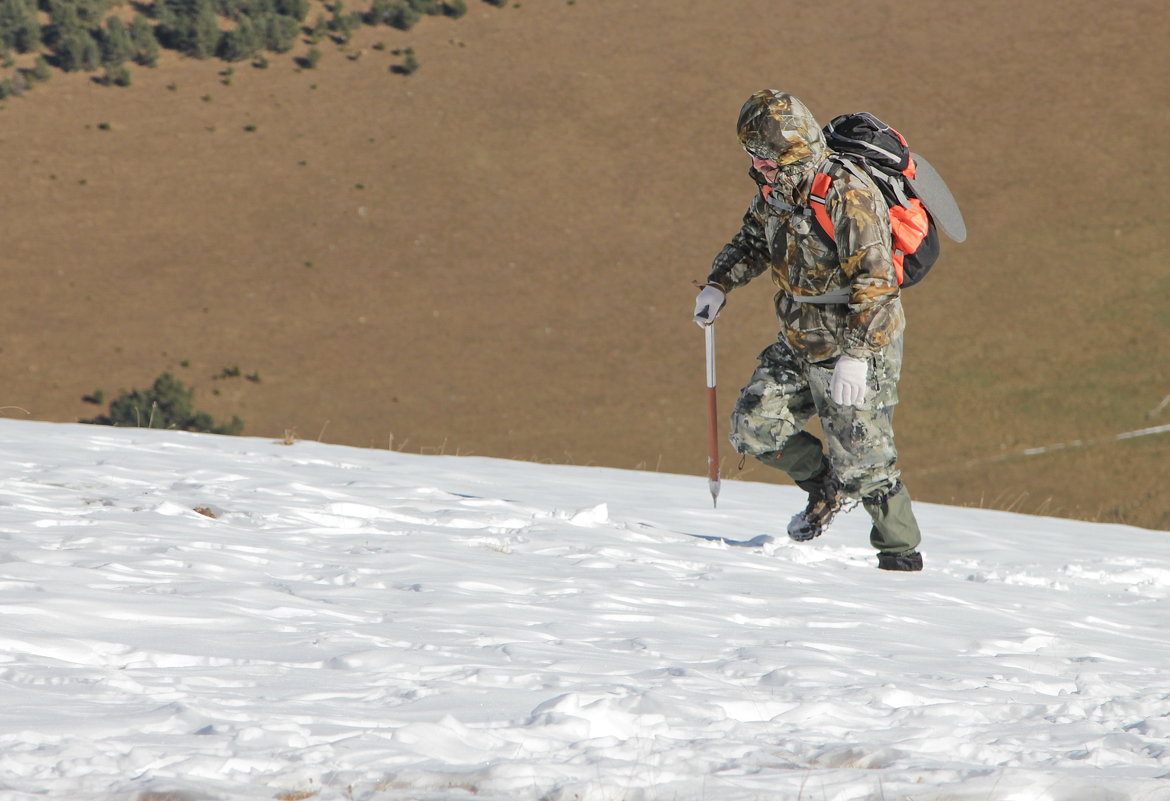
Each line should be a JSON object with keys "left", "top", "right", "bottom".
{"left": 0, "top": 419, "right": 1167, "bottom": 801}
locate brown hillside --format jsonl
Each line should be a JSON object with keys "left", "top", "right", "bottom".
{"left": 3, "top": 0, "right": 1168, "bottom": 529}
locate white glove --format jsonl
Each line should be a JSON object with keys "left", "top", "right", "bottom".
{"left": 693, "top": 285, "right": 726, "bottom": 327}
{"left": 830, "top": 355, "right": 869, "bottom": 407}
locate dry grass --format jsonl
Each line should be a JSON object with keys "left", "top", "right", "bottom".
{"left": 2, "top": 0, "right": 1165, "bottom": 529}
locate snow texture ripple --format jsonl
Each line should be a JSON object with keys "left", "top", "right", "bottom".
{"left": 0, "top": 420, "right": 1167, "bottom": 801}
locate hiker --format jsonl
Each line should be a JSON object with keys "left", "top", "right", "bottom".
{"left": 692, "top": 90, "right": 923, "bottom": 572}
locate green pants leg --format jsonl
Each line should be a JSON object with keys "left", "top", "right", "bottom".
{"left": 755, "top": 431, "right": 827, "bottom": 483}
{"left": 862, "top": 481, "right": 921, "bottom": 554}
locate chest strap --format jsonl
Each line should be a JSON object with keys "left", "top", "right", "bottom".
{"left": 788, "top": 288, "right": 852, "bottom": 305}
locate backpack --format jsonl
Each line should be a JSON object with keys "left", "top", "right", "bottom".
{"left": 809, "top": 112, "right": 941, "bottom": 288}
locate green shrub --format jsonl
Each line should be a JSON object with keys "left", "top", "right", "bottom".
{"left": 100, "top": 16, "right": 133, "bottom": 65}
{"left": 157, "top": 0, "right": 220, "bottom": 59}
{"left": 6, "top": 4, "right": 42, "bottom": 53}
{"left": 0, "top": 0, "right": 42, "bottom": 53}
{"left": 275, "top": 0, "right": 310, "bottom": 21}
{"left": 53, "top": 29, "right": 101, "bottom": 71}
{"left": 32, "top": 54, "right": 51, "bottom": 81}
{"left": 364, "top": 0, "right": 389, "bottom": 24}
{"left": 327, "top": 0, "right": 354, "bottom": 37}
{"left": 309, "top": 12, "right": 327, "bottom": 41}
{"left": 257, "top": 12, "right": 298, "bottom": 53}
{"left": 213, "top": 0, "right": 248, "bottom": 20}
{"left": 130, "top": 15, "right": 160, "bottom": 66}
{"left": 381, "top": 0, "right": 420, "bottom": 30}
{"left": 66, "top": 0, "right": 113, "bottom": 27}
{"left": 392, "top": 45, "right": 418, "bottom": 74}
{"left": 218, "top": 17, "right": 259, "bottom": 61}
{"left": 101, "top": 62, "right": 131, "bottom": 85}
{"left": 83, "top": 372, "right": 244, "bottom": 435}
{"left": 43, "top": 0, "right": 81, "bottom": 49}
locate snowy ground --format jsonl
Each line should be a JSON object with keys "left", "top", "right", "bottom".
{"left": 0, "top": 419, "right": 1168, "bottom": 801}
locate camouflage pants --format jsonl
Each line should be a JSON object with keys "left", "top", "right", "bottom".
{"left": 729, "top": 335, "right": 905, "bottom": 500}
{"left": 729, "top": 334, "right": 920, "bottom": 553}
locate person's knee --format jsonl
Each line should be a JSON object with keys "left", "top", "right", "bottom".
{"left": 745, "top": 431, "right": 826, "bottom": 481}
{"left": 728, "top": 409, "right": 798, "bottom": 457}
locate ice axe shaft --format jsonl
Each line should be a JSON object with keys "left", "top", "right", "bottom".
{"left": 704, "top": 323, "right": 721, "bottom": 507}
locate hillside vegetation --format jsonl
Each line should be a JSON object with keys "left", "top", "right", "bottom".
{"left": 2, "top": 0, "right": 1166, "bottom": 530}
{"left": 0, "top": 0, "right": 484, "bottom": 94}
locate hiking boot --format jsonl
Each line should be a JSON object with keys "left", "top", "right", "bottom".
{"left": 787, "top": 467, "right": 843, "bottom": 542}
{"left": 877, "top": 550, "right": 923, "bottom": 571}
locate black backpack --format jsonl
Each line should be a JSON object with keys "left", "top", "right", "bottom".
{"left": 810, "top": 112, "right": 941, "bottom": 288}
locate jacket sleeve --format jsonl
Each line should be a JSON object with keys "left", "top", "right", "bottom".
{"left": 827, "top": 172, "right": 905, "bottom": 356}
{"left": 705, "top": 196, "right": 770, "bottom": 293}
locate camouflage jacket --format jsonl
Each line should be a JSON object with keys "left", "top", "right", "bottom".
{"left": 706, "top": 158, "right": 905, "bottom": 364}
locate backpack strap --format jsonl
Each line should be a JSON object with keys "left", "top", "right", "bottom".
{"left": 837, "top": 153, "right": 914, "bottom": 209}
{"left": 866, "top": 166, "right": 914, "bottom": 209}
{"left": 761, "top": 184, "right": 797, "bottom": 213}
{"left": 763, "top": 184, "right": 824, "bottom": 233}
{"left": 808, "top": 167, "right": 836, "bottom": 242}
{"left": 807, "top": 156, "right": 915, "bottom": 287}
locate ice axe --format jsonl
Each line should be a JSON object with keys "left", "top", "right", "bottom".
{"left": 704, "top": 322, "right": 721, "bottom": 507}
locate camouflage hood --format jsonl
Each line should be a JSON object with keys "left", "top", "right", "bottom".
{"left": 737, "top": 90, "right": 826, "bottom": 184}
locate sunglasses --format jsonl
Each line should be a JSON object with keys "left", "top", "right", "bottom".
{"left": 744, "top": 146, "right": 777, "bottom": 165}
